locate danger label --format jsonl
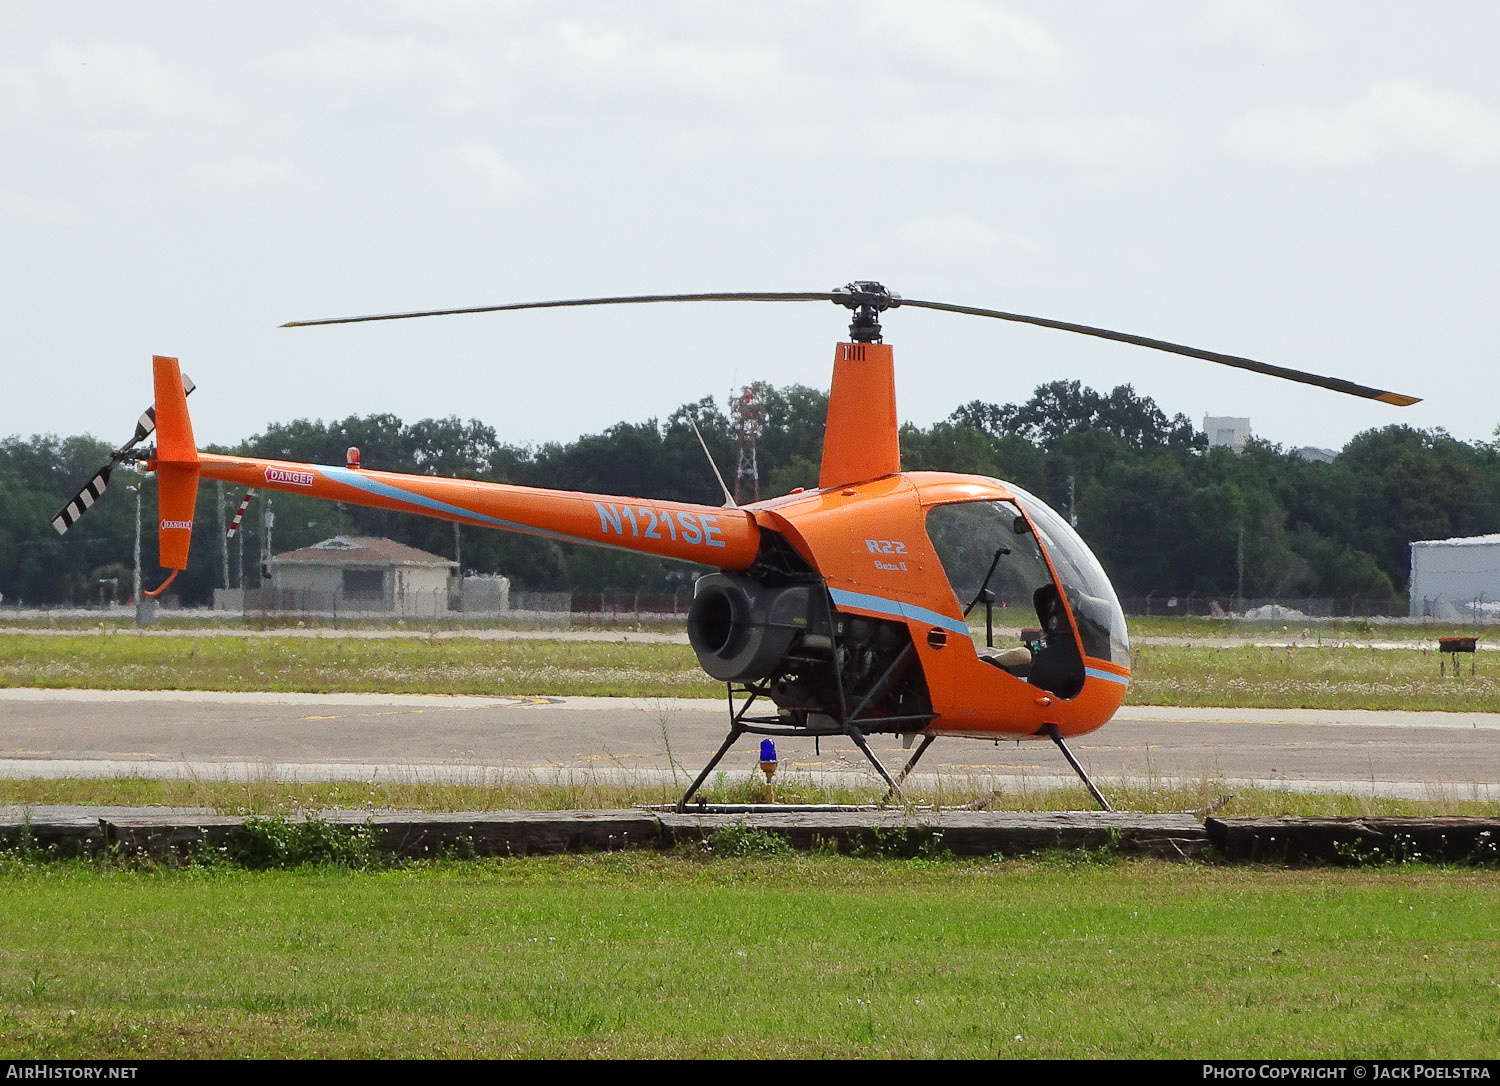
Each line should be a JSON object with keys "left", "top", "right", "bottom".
{"left": 265, "top": 467, "right": 315, "bottom": 487}
{"left": 159, "top": 519, "right": 193, "bottom": 530}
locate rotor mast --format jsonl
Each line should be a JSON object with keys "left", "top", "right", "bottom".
{"left": 820, "top": 283, "right": 903, "bottom": 490}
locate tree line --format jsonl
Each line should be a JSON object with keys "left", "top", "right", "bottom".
{"left": 3, "top": 380, "right": 1498, "bottom": 608}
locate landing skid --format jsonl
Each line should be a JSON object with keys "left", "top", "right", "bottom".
{"left": 674, "top": 683, "right": 933, "bottom": 811}
{"left": 1040, "top": 723, "right": 1113, "bottom": 812}
{"left": 674, "top": 692, "right": 1113, "bottom": 814}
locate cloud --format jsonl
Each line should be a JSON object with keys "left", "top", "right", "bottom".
{"left": 857, "top": 0, "right": 1069, "bottom": 81}
{"left": 880, "top": 109, "right": 1170, "bottom": 168}
{"left": 0, "top": 186, "right": 78, "bottom": 225}
{"left": 40, "top": 40, "right": 238, "bottom": 126}
{"left": 1227, "top": 80, "right": 1500, "bottom": 167}
{"left": 1188, "top": 0, "right": 1314, "bottom": 55}
{"left": 550, "top": 20, "right": 789, "bottom": 104}
{"left": 894, "top": 215, "right": 1041, "bottom": 263}
{"left": 175, "top": 157, "right": 300, "bottom": 194}
{"left": 0, "top": 64, "right": 45, "bottom": 124}
{"left": 456, "top": 144, "right": 526, "bottom": 200}
{"left": 259, "top": 33, "right": 493, "bottom": 114}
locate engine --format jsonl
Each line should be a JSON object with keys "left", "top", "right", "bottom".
{"left": 687, "top": 572, "right": 930, "bottom": 727}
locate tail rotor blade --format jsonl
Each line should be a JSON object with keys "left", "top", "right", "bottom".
{"left": 51, "top": 466, "right": 112, "bottom": 535}
{"left": 130, "top": 373, "right": 196, "bottom": 448}
{"left": 51, "top": 371, "right": 197, "bottom": 536}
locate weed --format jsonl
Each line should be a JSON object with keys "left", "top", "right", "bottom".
{"left": 26, "top": 965, "right": 51, "bottom": 1002}
{"left": 227, "top": 815, "right": 380, "bottom": 870}
{"left": 1470, "top": 829, "right": 1500, "bottom": 867}
{"left": 845, "top": 825, "right": 952, "bottom": 860}
{"left": 704, "top": 823, "right": 791, "bottom": 857}
{"left": 304, "top": 1004, "right": 358, "bottom": 1031}
{"left": 1036, "top": 829, "right": 1124, "bottom": 867}
{"left": 1333, "top": 835, "right": 1420, "bottom": 867}
{"left": 656, "top": 709, "right": 683, "bottom": 790}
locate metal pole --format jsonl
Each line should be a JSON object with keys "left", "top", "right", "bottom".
{"left": 1236, "top": 524, "right": 1244, "bottom": 601}
{"left": 130, "top": 485, "right": 142, "bottom": 604}
{"left": 217, "top": 481, "right": 229, "bottom": 593}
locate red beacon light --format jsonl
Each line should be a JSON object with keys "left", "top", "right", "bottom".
{"left": 346, "top": 446, "right": 361, "bottom": 470}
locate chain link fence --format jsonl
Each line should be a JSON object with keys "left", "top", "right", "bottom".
{"left": 1119, "top": 593, "right": 1499, "bottom": 625}
{"left": 1120, "top": 594, "right": 1406, "bottom": 620}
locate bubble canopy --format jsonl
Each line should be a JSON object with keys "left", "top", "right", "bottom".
{"left": 923, "top": 484, "right": 1129, "bottom": 668}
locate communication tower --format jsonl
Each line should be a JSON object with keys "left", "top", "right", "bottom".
{"left": 731, "top": 385, "right": 768, "bottom": 503}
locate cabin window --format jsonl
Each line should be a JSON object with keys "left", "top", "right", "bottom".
{"left": 924, "top": 499, "right": 1057, "bottom": 628}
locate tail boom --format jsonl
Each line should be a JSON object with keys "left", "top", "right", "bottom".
{"left": 195, "top": 453, "right": 762, "bottom": 568}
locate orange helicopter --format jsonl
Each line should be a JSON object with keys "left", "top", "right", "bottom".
{"left": 53, "top": 283, "right": 1419, "bottom": 809}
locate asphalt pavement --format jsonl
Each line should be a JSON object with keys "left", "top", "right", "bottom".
{"left": 1, "top": 688, "right": 1495, "bottom": 798}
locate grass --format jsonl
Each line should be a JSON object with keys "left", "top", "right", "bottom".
{"left": 0, "top": 633, "right": 719, "bottom": 698}
{"left": 0, "top": 855, "right": 1497, "bottom": 1058}
{"left": 1123, "top": 615, "right": 1485, "bottom": 641}
{"left": 5, "top": 631, "right": 1500, "bottom": 711}
{"left": 4, "top": 774, "right": 1498, "bottom": 820}
{"left": 1132, "top": 643, "right": 1500, "bottom": 712}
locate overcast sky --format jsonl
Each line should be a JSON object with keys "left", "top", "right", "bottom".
{"left": 3, "top": 1, "right": 1496, "bottom": 461}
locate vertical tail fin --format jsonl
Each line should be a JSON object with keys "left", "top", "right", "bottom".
{"left": 818, "top": 341, "right": 899, "bottom": 490}
{"left": 151, "top": 355, "right": 200, "bottom": 571}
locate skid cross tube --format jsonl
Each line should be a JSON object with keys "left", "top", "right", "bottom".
{"left": 881, "top": 732, "right": 938, "bottom": 805}
{"left": 843, "top": 722, "right": 906, "bottom": 804}
{"left": 1041, "top": 723, "right": 1113, "bottom": 812}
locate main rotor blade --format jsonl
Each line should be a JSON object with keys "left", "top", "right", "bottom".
{"left": 283, "top": 288, "right": 1419, "bottom": 406}
{"left": 281, "top": 292, "right": 840, "bottom": 328}
{"left": 899, "top": 297, "right": 1420, "bottom": 406}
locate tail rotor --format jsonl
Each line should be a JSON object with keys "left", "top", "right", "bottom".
{"left": 50, "top": 373, "right": 195, "bottom": 535}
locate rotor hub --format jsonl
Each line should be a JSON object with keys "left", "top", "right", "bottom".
{"left": 831, "top": 281, "right": 901, "bottom": 343}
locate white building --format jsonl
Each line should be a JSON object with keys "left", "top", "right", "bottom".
{"left": 1204, "top": 415, "right": 1252, "bottom": 453}
{"left": 268, "top": 536, "right": 458, "bottom": 616}
{"left": 1409, "top": 534, "right": 1500, "bottom": 620}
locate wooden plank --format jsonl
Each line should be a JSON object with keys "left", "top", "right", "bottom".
{"left": 657, "top": 811, "right": 1208, "bottom": 858}
{"left": 1207, "top": 816, "right": 1500, "bottom": 864}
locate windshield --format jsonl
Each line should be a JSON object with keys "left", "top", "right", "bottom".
{"left": 1005, "top": 482, "right": 1130, "bottom": 666}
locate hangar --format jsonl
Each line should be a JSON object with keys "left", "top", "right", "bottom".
{"left": 1409, "top": 533, "right": 1500, "bottom": 620}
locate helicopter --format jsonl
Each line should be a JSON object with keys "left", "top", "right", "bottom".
{"left": 52, "top": 283, "right": 1419, "bottom": 810}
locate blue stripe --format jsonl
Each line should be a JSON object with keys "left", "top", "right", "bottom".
{"left": 831, "top": 587, "right": 1134, "bottom": 687}
{"left": 321, "top": 466, "right": 599, "bottom": 550}
{"left": 828, "top": 587, "right": 970, "bottom": 637}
